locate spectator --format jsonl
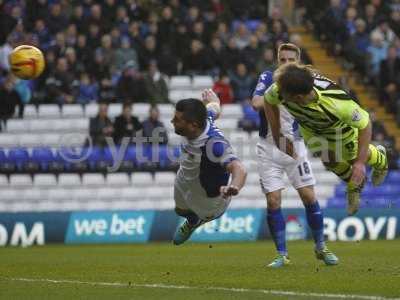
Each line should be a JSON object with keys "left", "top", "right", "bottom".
{"left": 143, "top": 61, "right": 169, "bottom": 104}
{"left": 142, "top": 105, "right": 169, "bottom": 145}
{"left": 371, "top": 18, "right": 396, "bottom": 44}
{"left": 344, "top": 18, "right": 370, "bottom": 74}
{"left": 65, "top": 47, "right": 84, "bottom": 77}
{"left": 182, "top": 39, "right": 213, "bottom": 75}
{"left": 256, "top": 47, "right": 275, "bottom": 74}
{"left": 229, "top": 63, "right": 255, "bottom": 102}
{"left": 115, "top": 61, "right": 147, "bottom": 103}
{"left": 242, "top": 35, "right": 262, "bottom": 72}
{"left": 89, "top": 101, "right": 114, "bottom": 147}
{"left": 114, "top": 37, "right": 138, "bottom": 72}
{"left": 289, "top": 34, "right": 313, "bottom": 65}
{"left": 389, "top": 10, "right": 400, "bottom": 36}
{"left": 45, "top": 57, "right": 74, "bottom": 104}
{"left": 97, "top": 34, "right": 115, "bottom": 69}
{"left": 232, "top": 22, "right": 250, "bottom": 50}
{"left": 223, "top": 37, "right": 241, "bottom": 72}
{"left": 33, "top": 19, "right": 51, "bottom": 50}
{"left": 113, "top": 102, "right": 143, "bottom": 145}
{"left": 209, "top": 37, "right": 225, "bottom": 74}
{"left": 46, "top": 3, "right": 68, "bottom": 35}
{"left": 379, "top": 46, "right": 400, "bottom": 112}
{"left": 139, "top": 35, "right": 159, "bottom": 71}
{"left": 364, "top": 4, "right": 379, "bottom": 32}
{"left": 76, "top": 73, "right": 99, "bottom": 105}
{"left": 0, "top": 75, "right": 22, "bottom": 130}
{"left": 367, "top": 31, "right": 388, "bottom": 80}
{"left": 212, "top": 72, "right": 234, "bottom": 105}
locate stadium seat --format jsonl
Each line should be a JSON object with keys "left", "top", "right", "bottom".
{"left": 0, "top": 175, "right": 9, "bottom": 187}
{"left": 19, "top": 134, "right": 43, "bottom": 147}
{"left": 41, "top": 134, "right": 61, "bottom": 147}
{"left": 21, "top": 188, "right": 45, "bottom": 202}
{"left": 108, "top": 103, "right": 122, "bottom": 118}
{"left": 34, "top": 174, "right": 57, "bottom": 187}
{"left": 221, "top": 104, "right": 243, "bottom": 119}
{"left": 133, "top": 103, "right": 151, "bottom": 117}
{"left": 23, "top": 105, "right": 38, "bottom": 118}
{"left": 48, "top": 188, "right": 71, "bottom": 201}
{"left": 215, "top": 118, "right": 238, "bottom": 131}
{"left": 131, "top": 172, "right": 153, "bottom": 186}
{"left": 62, "top": 104, "right": 84, "bottom": 117}
{"left": 84, "top": 103, "right": 98, "bottom": 117}
{"left": 68, "top": 118, "right": 89, "bottom": 132}
{"left": 58, "top": 174, "right": 81, "bottom": 186}
{"left": 192, "top": 75, "right": 214, "bottom": 89}
{"left": 6, "top": 119, "right": 30, "bottom": 132}
{"left": 31, "top": 147, "right": 55, "bottom": 171}
{"left": 38, "top": 104, "right": 61, "bottom": 118}
{"left": 8, "top": 148, "right": 30, "bottom": 171}
{"left": 158, "top": 104, "right": 174, "bottom": 118}
{"left": 97, "top": 187, "right": 122, "bottom": 200}
{"left": 386, "top": 171, "right": 400, "bottom": 183}
{"left": 154, "top": 172, "right": 176, "bottom": 186}
{"left": 168, "top": 90, "right": 185, "bottom": 103}
{"left": 2, "top": 189, "right": 23, "bottom": 201}
{"left": 82, "top": 173, "right": 106, "bottom": 186}
{"left": 9, "top": 174, "right": 33, "bottom": 187}
{"left": 29, "top": 119, "right": 51, "bottom": 132}
{"left": 0, "top": 134, "right": 19, "bottom": 148}
{"left": 169, "top": 76, "right": 191, "bottom": 90}
{"left": 106, "top": 173, "right": 131, "bottom": 186}
{"left": 58, "top": 147, "right": 90, "bottom": 172}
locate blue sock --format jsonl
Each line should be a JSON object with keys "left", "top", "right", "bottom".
{"left": 305, "top": 201, "right": 325, "bottom": 250}
{"left": 267, "top": 208, "right": 287, "bottom": 256}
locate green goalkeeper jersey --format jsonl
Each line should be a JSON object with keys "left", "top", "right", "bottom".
{"left": 264, "top": 74, "right": 370, "bottom": 145}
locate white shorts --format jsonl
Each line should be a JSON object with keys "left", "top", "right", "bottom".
{"left": 256, "top": 139, "right": 316, "bottom": 194}
{"left": 174, "top": 174, "right": 231, "bottom": 221}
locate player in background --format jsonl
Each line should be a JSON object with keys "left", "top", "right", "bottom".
{"left": 252, "top": 43, "right": 338, "bottom": 267}
{"left": 264, "top": 63, "right": 388, "bottom": 217}
{"left": 171, "top": 90, "right": 247, "bottom": 245}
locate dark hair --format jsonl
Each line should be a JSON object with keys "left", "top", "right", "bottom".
{"left": 122, "top": 101, "right": 132, "bottom": 110}
{"left": 175, "top": 98, "right": 207, "bottom": 129}
{"left": 274, "top": 63, "right": 314, "bottom": 95}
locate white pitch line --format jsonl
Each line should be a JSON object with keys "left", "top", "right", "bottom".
{"left": 3, "top": 277, "right": 400, "bottom": 300}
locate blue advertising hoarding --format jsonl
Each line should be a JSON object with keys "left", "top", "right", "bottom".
{"left": 0, "top": 208, "right": 399, "bottom": 246}
{"left": 65, "top": 211, "right": 155, "bottom": 244}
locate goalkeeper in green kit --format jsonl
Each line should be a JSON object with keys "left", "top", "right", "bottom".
{"left": 264, "top": 63, "right": 388, "bottom": 215}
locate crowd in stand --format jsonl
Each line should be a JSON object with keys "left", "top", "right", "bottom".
{"left": 0, "top": 0, "right": 283, "bottom": 109}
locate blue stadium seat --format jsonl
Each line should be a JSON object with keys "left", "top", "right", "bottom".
{"left": 0, "top": 148, "right": 15, "bottom": 173}
{"left": 327, "top": 197, "right": 345, "bottom": 208}
{"left": 57, "top": 147, "right": 89, "bottom": 172}
{"left": 386, "top": 171, "right": 400, "bottom": 183}
{"left": 8, "top": 147, "right": 30, "bottom": 171}
{"left": 31, "top": 147, "right": 54, "bottom": 171}
{"left": 86, "top": 147, "right": 104, "bottom": 171}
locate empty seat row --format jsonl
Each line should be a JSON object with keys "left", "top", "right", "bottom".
{"left": 17, "top": 103, "right": 175, "bottom": 119}
{"left": 0, "top": 172, "right": 176, "bottom": 187}
{"left": 5, "top": 118, "right": 88, "bottom": 133}
{"left": 168, "top": 75, "right": 214, "bottom": 90}
{"left": 0, "top": 145, "right": 181, "bottom": 173}
{"left": 0, "top": 133, "right": 87, "bottom": 148}
{"left": 327, "top": 196, "right": 398, "bottom": 209}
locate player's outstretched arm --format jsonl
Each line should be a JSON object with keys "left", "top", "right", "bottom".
{"left": 220, "top": 160, "right": 247, "bottom": 198}
{"left": 263, "top": 100, "right": 297, "bottom": 159}
{"left": 202, "top": 88, "right": 221, "bottom": 120}
{"left": 351, "top": 120, "right": 372, "bottom": 185}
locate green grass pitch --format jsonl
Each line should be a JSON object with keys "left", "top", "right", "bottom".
{"left": 1, "top": 240, "right": 400, "bottom": 300}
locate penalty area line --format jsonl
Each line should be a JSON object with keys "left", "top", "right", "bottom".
{"left": 2, "top": 277, "right": 399, "bottom": 300}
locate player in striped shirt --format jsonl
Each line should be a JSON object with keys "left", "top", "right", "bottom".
{"left": 264, "top": 63, "right": 388, "bottom": 216}
{"left": 253, "top": 43, "right": 338, "bottom": 268}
